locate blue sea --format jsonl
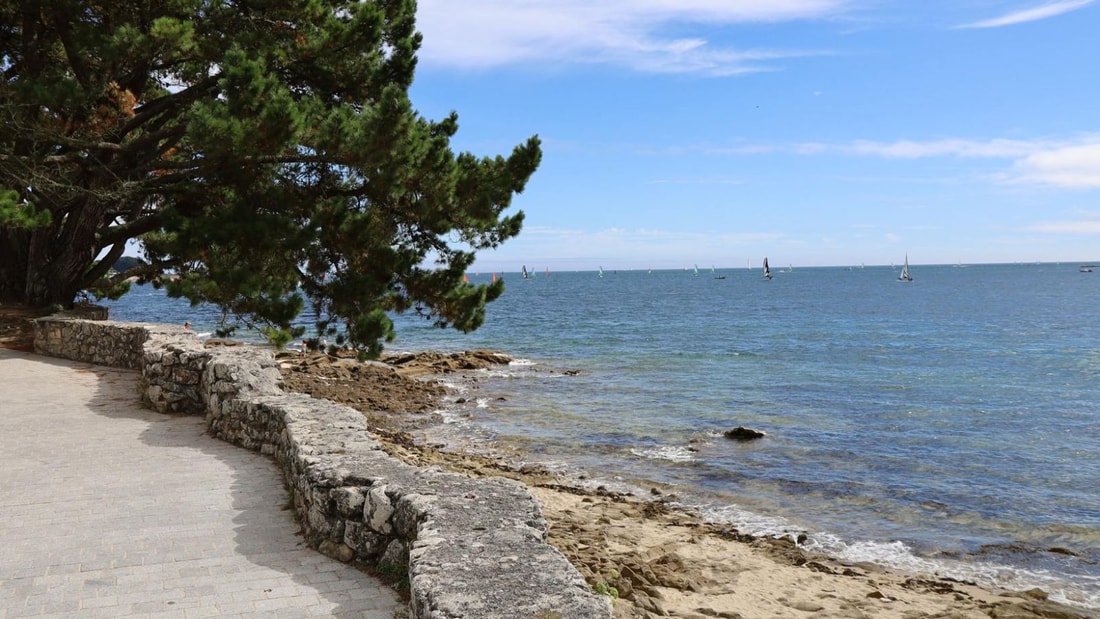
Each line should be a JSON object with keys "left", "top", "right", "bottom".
{"left": 103, "top": 263, "right": 1100, "bottom": 609}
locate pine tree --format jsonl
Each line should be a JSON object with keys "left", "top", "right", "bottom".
{"left": 0, "top": 0, "right": 540, "bottom": 357}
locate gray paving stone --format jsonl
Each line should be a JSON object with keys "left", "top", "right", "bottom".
{"left": 0, "top": 349, "right": 403, "bottom": 618}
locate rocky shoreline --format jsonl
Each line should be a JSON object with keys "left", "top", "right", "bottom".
{"left": 274, "top": 349, "right": 1097, "bottom": 619}
{"left": 2, "top": 307, "right": 1093, "bottom": 619}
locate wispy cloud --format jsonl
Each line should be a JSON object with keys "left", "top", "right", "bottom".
{"left": 1009, "top": 144, "right": 1100, "bottom": 187}
{"left": 415, "top": 0, "right": 847, "bottom": 75}
{"left": 686, "top": 135, "right": 1100, "bottom": 189}
{"left": 1028, "top": 212, "right": 1100, "bottom": 234}
{"left": 956, "top": 0, "right": 1095, "bottom": 29}
{"left": 843, "top": 138, "right": 1043, "bottom": 159}
{"left": 848, "top": 137, "right": 1100, "bottom": 187}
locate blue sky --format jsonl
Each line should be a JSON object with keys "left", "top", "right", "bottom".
{"left": 408, "top": 1, "right": 1100, "bottom": 271}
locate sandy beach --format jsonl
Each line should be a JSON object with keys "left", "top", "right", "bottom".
{"left": 279, "top": 349, "right": 1096, "bottom": 619}
{"left": 379, "top": 422, "right": 1092, "bottom": 619}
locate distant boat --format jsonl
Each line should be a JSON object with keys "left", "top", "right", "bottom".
{"left": 712, "top": 265, "right": 725, "bottom": 280}
{"left": 693, "top": 264, "right": 699, "bottom": 277}
{"left": 522, "top": 265, "right": 531, "bottom": 280}
{"left": 598, "top": 266, "right": 604, "bottom": 279}
{"left": 1081, "top": 265, "right": 1095, "bottom": 273}
{"left": 763, "top": 257, "right": 773, "bottom": 280}
{"left": 545, "top": 266, "right": 550, "bottom": 278}
{"left": 898, "top": 255, "right": 913, "bottom": 282}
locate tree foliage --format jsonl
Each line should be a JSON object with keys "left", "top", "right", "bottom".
{"left": 0, "top": 0, "right": 540, "bottom": 356}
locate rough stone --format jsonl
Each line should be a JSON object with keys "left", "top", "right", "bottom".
{"left": 32, "top": 316, "right": 612, "bottom": 619}
{"left": 723, "top": 426, "right": 767, "bottom": 441}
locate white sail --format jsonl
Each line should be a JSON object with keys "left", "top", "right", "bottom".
{"left": 898, "top": 255, "right": 913, "bottom": 282}
{"left": 763, "top": 257, "right": 773, "bottom": 280}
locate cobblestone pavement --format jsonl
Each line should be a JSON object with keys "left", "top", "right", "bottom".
{"left": 0, "top": 349, "right": 403, "bottom": 619}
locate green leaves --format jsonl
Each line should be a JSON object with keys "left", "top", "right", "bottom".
{"left": 0, "top": 190, "right": 51, "bottom": 229}
{"left": 1, "top": 0, "right": 540, "bottom": 357}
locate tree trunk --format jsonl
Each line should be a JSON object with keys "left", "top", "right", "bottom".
{"left": 0, "top": 224, "right": 94, "bottom": 308}
{"left": 0, "top": 228, "right": 32, "bottom": 304}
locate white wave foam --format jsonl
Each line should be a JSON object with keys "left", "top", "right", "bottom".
{"left": 697, "top": 506, "right": 1099, "bottom": 609}
{"left": 630, "top": 446, "right": 696, "bottom": 463}
{"left": 804, "top": 534, "right": 1100, "bottom": 610}
{"left": 475, "top": 397, "right": 490, "bottom": 409}
{"left": 435, "top": 408, "right": 468, "bottom": 424}
{"left": 439, "top": 381, "right": 468, "bottom": 393}
{"left": 477, "top": 368, "right": 531, "bottom": 379}
{"left": 509, "top": 358, "right": 536, "bottom": 366}
{"left": 695, "top": 504, "right": 805, "bottom": 540}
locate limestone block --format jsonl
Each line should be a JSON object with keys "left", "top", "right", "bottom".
{"left": 331, "top": 487, "right": 366, "bottom": 518}
{"left": 344, "top": 521, "right": 387, "bottom": 557}
{"left": 366, "top": 486, "right": 395, "bottom": 535}
{"left": 318, "top": 540, "right": 354, "bottom": 563}
{"left": 394, "top": 493, "right": 434, "bottom": 539}
{"left": 380, "top": 539, "right": 409, "bottom": 570}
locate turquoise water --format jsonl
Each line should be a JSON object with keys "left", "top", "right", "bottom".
{"left": 104, "top": 263, "right": 1100, "bottom": 608}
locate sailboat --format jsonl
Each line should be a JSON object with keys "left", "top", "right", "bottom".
{"left": 713, "top": 265, "right": 725, "bottom": 280}
{"left": 598, "top": 266, "right": 604, "bottom": 279}
{"left": 763, "top": 257, "right": 773, "bottom": 280}
{"left": 522, "top": 265, "right": 531, "bottom": 280}
{"left": 898, "top": 255, "right": 913, "bottom": 282}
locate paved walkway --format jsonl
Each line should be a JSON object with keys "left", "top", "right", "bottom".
{"left": 0, "top": 349, "right": 403, "bottom": 619}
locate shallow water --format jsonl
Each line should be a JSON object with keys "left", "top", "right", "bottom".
{"left": 104, "top": 263, "right": 1100, "bottom": 608}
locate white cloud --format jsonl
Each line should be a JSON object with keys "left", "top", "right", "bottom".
{"left": 845, "top": 138, "right": 1042, "bottom": 159}
{"left": 1010, "top": 144, "right": 1100, "bottom": 188}
{"left": 680, "top": 135, "right": 1100, "bottom": 189}
{"left": 415, "top": 0, "right": 847, "bottom": 75}
{"left": 848, "top": 137, "right": 1100, "bottom": 188}
{"left": 1028, "top": 218, "right": 1100, "bottom": 234}
{"left": 956, "top": 0, "right": 1095, "bottom": 29}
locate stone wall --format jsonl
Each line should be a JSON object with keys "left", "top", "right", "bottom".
{"left": 34, "top": 316, "right": 152, "bottom": 370}
{"left": 33, "top": 316, "right": 612, "bottom": 619}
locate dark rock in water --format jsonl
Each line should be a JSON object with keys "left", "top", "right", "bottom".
{"left": 723, "top": 426, "right": 766, "bottom": 441}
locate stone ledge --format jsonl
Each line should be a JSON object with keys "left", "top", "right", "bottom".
{"left": 32, "top": 316, "right": 612, "bottom": 619}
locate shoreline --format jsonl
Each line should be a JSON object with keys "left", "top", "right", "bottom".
{"left": 4, "top": 302, "right": 1094, "bottom": 619}
{"left": 277, "top": 349, "right": 1098, "bottom": 619}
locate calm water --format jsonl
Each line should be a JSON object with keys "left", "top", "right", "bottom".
{"left": 104, "top": 263, "right": 1100, "bottom": 608}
